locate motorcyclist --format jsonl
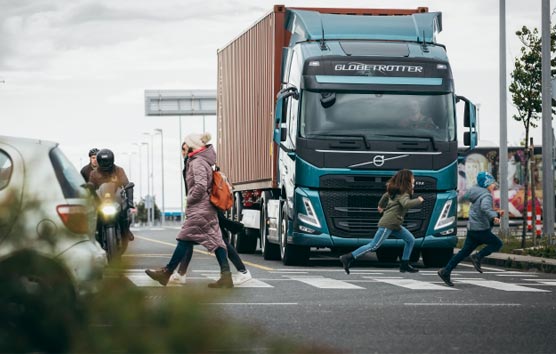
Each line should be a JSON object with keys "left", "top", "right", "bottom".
{"left": 89, "top": 148, "right": 135, "bottom": 241}
{"left": 80, "top": 148, "right": 99, "bottom": 182}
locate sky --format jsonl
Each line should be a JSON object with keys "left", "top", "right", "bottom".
{"left": 1, "top": 0, "right": 554, "bottom": 211}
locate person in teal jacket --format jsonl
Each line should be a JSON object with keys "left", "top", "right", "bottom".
{"left": 340, "top": 169, "right": 424, "bottom": 274}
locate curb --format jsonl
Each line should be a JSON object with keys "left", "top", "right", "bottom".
{"left": 481, "top": 255, "right": 556, "bottom": 273}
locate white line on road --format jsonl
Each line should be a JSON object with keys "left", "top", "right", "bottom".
{"left": 206, "top": 303, "right": 298, "bottom": 306}
{"left": 368, "top": 278, "right": 456, "bottom": 291}
{"left": 404, "top": 303, "right": 521, "bottom": 307}
{"left": 456, "top": 279, "right": 549, "bottom": 292}
{"left": 287, "top": 276, "right": 365, "bottom": 289}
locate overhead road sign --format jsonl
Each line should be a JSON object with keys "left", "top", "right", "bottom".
{"left": 144, "top": 89, "right": 216, "bottom": 116}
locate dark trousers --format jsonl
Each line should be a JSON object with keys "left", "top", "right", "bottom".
{"left": 167, "top": 240, "right": 230, "bottom": 273}
{"left": 176, "top": 228, "right": 246, "bottom": 274}
{"left": 176, "top": 212, "right": 246, "bottom": 275}
{"left": 444, "top": 228, "right": 503, "bottom": 273}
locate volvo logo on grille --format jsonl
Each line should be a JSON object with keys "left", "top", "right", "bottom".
{"left": 349, "top": 154, "right": 410, "bottom": 168}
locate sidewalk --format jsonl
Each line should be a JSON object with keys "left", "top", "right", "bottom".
{"left": 475, "top": 250, "right": 556, "bottom": 273}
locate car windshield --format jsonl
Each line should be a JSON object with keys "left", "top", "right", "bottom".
{"left": 300, "top": 92, "right": 456, "bottom": 142}
{"left": 50, "top": 147, "right": 88, "bottom": 198}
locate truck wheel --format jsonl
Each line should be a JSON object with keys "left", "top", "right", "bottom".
{"left": 261, "top": 197, "right": 280, "bottom": 260}
{"left": 376, "top": 248, "right": 400, "bottom": 263}
{"left": 279, "top": 203, "right": 309, "bottom": 266}
{"left": 421, "top": 248, "right": 454, "bottom": 268}
{"left": 410, "top": 248, "right": 421, "bottom": 262}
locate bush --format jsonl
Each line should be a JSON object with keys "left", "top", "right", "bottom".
{"left": 1, "top": 260, "right": 338, "bottom": 353}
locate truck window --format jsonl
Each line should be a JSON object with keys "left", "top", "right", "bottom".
{"left": 300, "top": 92, "right": 456, "bottom": 142}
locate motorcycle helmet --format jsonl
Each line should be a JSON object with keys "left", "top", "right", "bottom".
{"left": 88, "top": 148, "right": 100, "bottom": 157}
{"left": 97, "top": 149, "right": 115, "bottom": 172}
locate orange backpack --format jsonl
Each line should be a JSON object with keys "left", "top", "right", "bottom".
{"left": 210, "top": 167, "right": 233, "bottom": 212}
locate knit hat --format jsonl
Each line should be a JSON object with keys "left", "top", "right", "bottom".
{"left": 477, "top": 171, "right": 497, "bottom": 188}
{"left": 183, "top": 132, "right": 211, "bottom": 150}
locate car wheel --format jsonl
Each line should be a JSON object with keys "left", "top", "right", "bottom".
{"left": 0, "top": 251, "right": 79, "bottom": 353}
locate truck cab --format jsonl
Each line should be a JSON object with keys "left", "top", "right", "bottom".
{"left": 268, "top": 9, "right": 477, "bottom": 266}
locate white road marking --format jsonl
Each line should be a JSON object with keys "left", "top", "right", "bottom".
{"left": 530, "top": 281, "right": 556, "bottom": 286}
{"left": 207, "top": 302, "right": 298, "bottom": 306}
{"left": 404, "top": 303, "right": 521, "bottom": 307}
{"left": 287, "top": 276, "right": 364, "bottom": 289}
{"left": 368, "top": 278, "right": 456, "bottom": 291}
{"left": 456, "top": 279, "right": 549, "bottom": 292}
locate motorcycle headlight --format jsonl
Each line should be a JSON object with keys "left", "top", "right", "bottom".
{"left": 101, "top": 203, "right": 118, "bottom": 216}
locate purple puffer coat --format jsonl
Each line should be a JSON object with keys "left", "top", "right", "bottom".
{"left": 176, "top": 145, "right": 226, "bottom": 252}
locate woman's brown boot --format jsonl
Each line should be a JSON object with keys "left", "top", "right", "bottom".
{"left": 208, "top": 271, "right": 234, "bottom": 288}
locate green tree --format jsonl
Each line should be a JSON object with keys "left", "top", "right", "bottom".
{"left": 508, "top": 25, "right": 556, "bottom": 247}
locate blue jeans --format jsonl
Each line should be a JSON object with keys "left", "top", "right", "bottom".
{"left": 352, "top": 226, "right": 416, "bottom": 261}
{"left": 444, "top": 228, "right": 503, "bottom": 273}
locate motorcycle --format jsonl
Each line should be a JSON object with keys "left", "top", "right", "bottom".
{"left": 95, "top": 182, "right": 134, "bottom": 262}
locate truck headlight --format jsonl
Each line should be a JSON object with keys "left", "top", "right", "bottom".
{"left": 434, "top": 199, "right": 455, "bottom": 230}
{"left": 297, "top": 197, "right": 321, "bottom": 229}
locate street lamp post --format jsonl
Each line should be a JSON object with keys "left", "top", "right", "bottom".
{"left": 154, "top": 128, "right": 165, "bottom": 226}
{"left": 132, "top": 143, "right": 143, "bottom": 199}
{"left": 144, "top": 132, "right": 155, "bottom": 225}
{"left": 141, "top": 141, "right": 152, "bottom": 226}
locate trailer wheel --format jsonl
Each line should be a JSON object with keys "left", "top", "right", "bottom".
{"left": 421, "top": 248, "right": 453, "bottom": 268}
{"left": 261, "top": 196, "right": 280, "bottom": 260}
{"left": 279, "top": 203, "right": 309, "bottom": 266}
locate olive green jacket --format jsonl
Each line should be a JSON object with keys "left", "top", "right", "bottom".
{"left": 377, "top": 192, "right": 423, "bottom": 230}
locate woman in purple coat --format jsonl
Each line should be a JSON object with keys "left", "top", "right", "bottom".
{"left": 145, "top": 132, "right": 233, "bottom": 288}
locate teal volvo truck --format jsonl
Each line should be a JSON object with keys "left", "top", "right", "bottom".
{"left": 217, "top": 5, "right": 478, "bottom": 266}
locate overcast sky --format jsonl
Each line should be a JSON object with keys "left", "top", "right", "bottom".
{"left": 0, "top": 0, "right": 554, "bottom": 211}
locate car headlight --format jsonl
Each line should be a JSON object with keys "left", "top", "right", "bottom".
{"left": 297, "top": 197, "right": 321, "bottom": 229}
{"left": 434, "top": 199, "right": 455, "bottom": 230}
{"left": 101, "top": 203, "right": 118, "bottom": 216}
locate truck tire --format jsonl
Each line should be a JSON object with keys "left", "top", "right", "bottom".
{"left": 279, "top": 203, "right": 309, "bottom": 266}
{"left": 421, "top": 248, "right": 454, "bottom": 268}
{"left": 376, "top": 248, "right": 400, "bottom": 263}
{"left": 261, "top": 196, "right": 280, "bottom": 260}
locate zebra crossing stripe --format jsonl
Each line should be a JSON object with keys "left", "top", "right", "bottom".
{"left": 287, "top": 276, "right": 364, "bottom": 289}
{"left": 367, "top": 277, "right": 456, "bottom": 291}
{"left": 456, "top": 279, "right": 549, "bottom": 292}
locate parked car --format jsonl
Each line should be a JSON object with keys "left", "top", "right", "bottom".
{"left": 0, "top": 135, "right": 107, "bottom": 352}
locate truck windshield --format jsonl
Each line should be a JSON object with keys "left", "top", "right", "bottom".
{"left": 300, "top": 92, "right": 456, "bottom": 142}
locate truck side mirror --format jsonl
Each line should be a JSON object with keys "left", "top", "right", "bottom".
{"left": 457, "top": 95, "right": 478, "bottom": 148}
{"left": 274, "top": 98, "right": 286, "bottom": 143}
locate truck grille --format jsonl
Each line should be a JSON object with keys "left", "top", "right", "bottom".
{"left": 318, "top": 189, "right": 436, "bottom": 238}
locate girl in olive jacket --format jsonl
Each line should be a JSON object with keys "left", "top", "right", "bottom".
{"left": 340, "top": 169, "right": 424, "bottom": 274}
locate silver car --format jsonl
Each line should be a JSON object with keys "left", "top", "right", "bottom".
{"left": 0, "top": 135, "right": 107, "bottom": 297}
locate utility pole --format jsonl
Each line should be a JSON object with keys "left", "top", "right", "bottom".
{"left": 499, "top": 0, "right": 510, "bottom": 238}
{"left": 154, "top": 128, "right": 165, "bottom": 226}
{"left": 541, "top": 0, "right": 555, "bottom": 244}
